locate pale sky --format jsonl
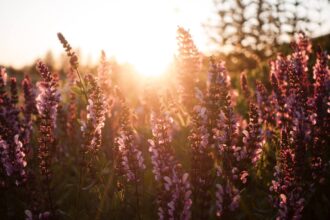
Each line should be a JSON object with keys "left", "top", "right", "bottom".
{"left": 0, "top": 0, "right": 216, "bottom": 75}
{"left": 0, "top": 0, "right": 329, "bottom": 75}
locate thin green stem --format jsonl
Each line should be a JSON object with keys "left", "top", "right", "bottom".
{"left": 74, "top": 68, "right": 89, "bottom": 101}
{"left": 134, "top": 177, "right": 142, "bottom": 220}
{"left": 95, "top": 167, "right": 116, "bottom": 220}
{"left": 72, "top": 66, "right": 88, "bottom": 220}
{"left": 74, "top": 152, "right": 85, "bottom": 220}
{"left": 45, "top": 175, "right": 55, "bottom": 218}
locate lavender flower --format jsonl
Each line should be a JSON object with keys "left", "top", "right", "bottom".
{"left": 97, "top": 51, "right": 112, "bottom": 93}
{"left": 0, "top": 69, "right": 27, "bottom": 186}
{"left": 57, "top": 33, "right": 79, "bottom": 69}
{"left": 7, "top": 77, "right": 21, "bottom": 137}
{"left": 242, "top": 102, "right": 265, "bottom": 165}
{"left": 215, "top": 182, "right": 240, "bottom": 217}
{"left": 149, "top": 110, "right": 191, "bottom": 220}
{"left": 255, "top": 81, "right": 274, "bottom": 124}
{"left": 36, "top": 62, "right": 60, "bottom": 130}
{"left": 270, "top": 130, "right": 305, "bottom": 220}
{"left": 13, "top": 135, "right": 27, "bottom": 184}
{"left": 65, "top": 68, "right": 78, "bottom": 139}
{"left": 286, "top": 36, "right": 312, "bottom": 182}
{"left": 36, "top": 60, "right": 60, "bottom": 214}
{"left": 270, "top": 55, "right": 289, "bottom": 96}
{"left": 58, "top": 32, "right": 88, "bottom": 102}
{"left": 310, "top": 48, "right": 330, "bottom": 182}
{"left": 240, "top": 72, "right": 250, "bottom": 99}
{"left": 81, "top": 74, "right": 107, "bottom": 156}
{"left": 0, "top": 67, "right": 8, "bottom": 118}
{"left": 21, "top": 75, "right": 38, "bottom": 148}
{"left": 0, "top": 136, "right": 12, "bottom": 177}
{"left": 270, "top": 73, "right": 288, "bottom": 129}
{"left": 189, "top": 58, "right": 249, "bottom": 219}
{"left": 0, "top": 134, "right": 27, "bottom": 185}
{"left": 0, "top": 76, "right": 22, "bottom": 138}
{"left": 205, "top": 58, "right": 227, "bottom": 133}
{"left": 97, "top": 51, "right": 114, "bottom": 117}
{"left": 188, "top": 104, "right": 212, "bottom": 219}
{"left": 269, "top": 34, "right": 330, "bottom": 219}
{"left": 176, "top": 27, "right": 201, "bottom": 108}
{"left": 25, "top": 209, "right": 51, "bottom": 220}
{"left": 115, "top": 89, "right": 145, "bottom": 183}
{"left": 209, "top": 58, "right": 246, "bottom": 218}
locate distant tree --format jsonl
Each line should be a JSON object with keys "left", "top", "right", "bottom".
{"left": 207, "top": 0, "right": 329, "bottom": 62}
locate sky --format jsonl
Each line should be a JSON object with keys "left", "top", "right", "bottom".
{"left": 0, "top": 0, "right": 216, "bottom": 75}
{"left": 0, "top": 0, "right": 329, "bottom": 76}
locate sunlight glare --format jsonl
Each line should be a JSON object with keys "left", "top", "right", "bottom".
{"left": 132, "top": 53, "right": 172, "bottom": 77}
{"left": 84, "top": 0, "right": 178, "bottom": 77}
{"left": 0, "top": 0, "right": 212, "bottom": 71}
{"left": 107, "top": 0, "right": 176, "bottom": 77}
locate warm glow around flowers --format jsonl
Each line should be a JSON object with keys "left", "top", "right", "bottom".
{"left": 90, "top": 0, "right": 178, "bottom": 77}
{"left": 0, "top": 0, "right": 329, "bottom": 218}
{"left": 0, "top": 0, "right": 213, "bottom": 78}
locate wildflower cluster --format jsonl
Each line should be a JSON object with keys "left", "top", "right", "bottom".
{"left": 21, "top": 75, "right": 38, "bottom": 147}
{"left": 209, "top": 60, "right": 246, "bottom": 218}
{"left": 269, "top": 33, "right": 330, "bottom": 219}
{"left": 0, "top": 68, "right": 27, "bottom": 186}
{"left": 149, "top": 108, "right": 192, "bottom": 220}
{"left": 0, "top": 29, "right": 329, "bottom": 220}
{"left": 57, "top": 33, "right": 79, "bottom": 69}
{"left": 35, "top": 60, "right": 60, "bottom": 216}
{"left": 188, "top": 104, "right": 213, "bottom": 219}
{"left": 81, "top": 74, "right": 107, "bottom": 157}
{"left": 114, "top": 88, "right": 145, "bottom": 183}
{"left": 188, "top": 57, "right": 250, "bottom": 219}
{"left": 176, "top": 27, "right": 201, "bottom": 108}
{"left": 36, "top": 60, "right": 60, "bottom": 181}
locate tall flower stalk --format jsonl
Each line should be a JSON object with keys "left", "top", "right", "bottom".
{"left": 270, "top": 33, "right": 330, "bottom": 219}
{"left": 81, "top": 74, "right": 107, "bottom": 158}
{"left": 211, "top": 59, "right": 247, "bottom": 218}
{"left": 0, "top": 68, "right": 27, "bottom": 187}
{"left": 149, "top": 105, "right": 192, "bottom": 220}
{"left": 66, "top": 68, "right": 78, "bottom": 140}
{"left": 189, "top": 104, "right": 213, "bottom": 219}
{"left": 114, "top": 88, "right": 145, "bottom": 219}
{"left": 36, "top": 60, "right": 60, "bottom": 216}
{"left": 242, "top": 102, "right": 265, "bottom": 165}
{"left": 97, "top": 51, "right": 113, "bottom": 117}
{"left": 310, "top": 48, "right": 330, "bottom": 182}
{"left": 58, "top": 33, "right": 109, "bottom": 219}
{"left": 57, "top": 32, "right": 88, "bottom": 101}
{"left": 176, "top": 27, "right": 201, "bottom": 109}
{"left": 21, "top": 75, "right": 38, "bottom": 149}
{"left": 74, "top": 74, "right": 106, "bottom": 219}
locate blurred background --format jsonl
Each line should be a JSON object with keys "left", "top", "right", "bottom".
{"left": 0, "top": 0, "right": 330, "bottom": 93}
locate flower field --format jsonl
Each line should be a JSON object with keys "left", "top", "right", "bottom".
{"left": 0, "top": 28, "right": 329, "bottom": 220}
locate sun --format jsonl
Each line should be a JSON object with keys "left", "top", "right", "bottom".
{"left": 92, "top": 0, "right": 178, "bottom": 77}
{"left": 130, "top": 47, "right": 174, "bottom": 77}
{"left": 107, "top": 25, "right": 177, "bottom": 78}
{"left": 64, "top": 0, "right": 183, "bottom": 78}
{"left": 87, "top": 26, "right": 176, "bottom": 78}
{"left": 108, "top": 1, "right": 177, "bottom": 78}
{"left": 108, "top": 29, "right": 176, "bottom": 78}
